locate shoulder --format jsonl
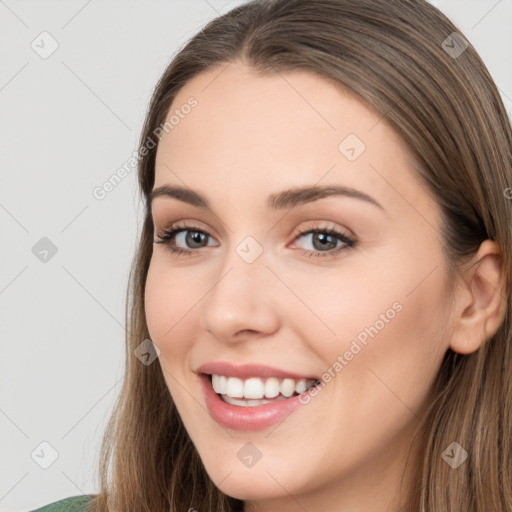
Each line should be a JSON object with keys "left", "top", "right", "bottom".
{"left": 28, "top": 495, "right": 95, "bottom": 512}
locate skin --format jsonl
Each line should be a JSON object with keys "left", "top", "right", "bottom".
{"left": 144, "top": 61, "right": 505, "bottom": 512}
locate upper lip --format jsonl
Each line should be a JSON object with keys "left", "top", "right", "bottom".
{"left": 196, "top": 361, "right": 318, "bottom": 380}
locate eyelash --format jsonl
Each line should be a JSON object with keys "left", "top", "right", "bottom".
{"left": 153, "top": 221, "right": 356, "bottom": 258}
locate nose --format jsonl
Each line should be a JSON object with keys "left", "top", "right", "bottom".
{"left": 200, "top": 242, "right": 280, "bottom": 342}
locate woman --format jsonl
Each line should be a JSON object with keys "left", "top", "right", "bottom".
{"left": 32, "top": 0, "right": 512, "bottom": 511}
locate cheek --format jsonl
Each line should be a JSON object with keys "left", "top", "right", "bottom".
{"left": 144, "top": 259, "right": 200, "bottom": 358}
{"left": 285, "top": 249, "right": 448, "bottom": 407}
{"left": 273, "top": 261, "right": 401, "bottom": 362}
{"left": 329, "top": 263, "right": 449, "bottom": 420}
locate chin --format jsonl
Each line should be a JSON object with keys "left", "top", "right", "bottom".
{"left": 195, "top": 443, "right": 315, "bottom": 502}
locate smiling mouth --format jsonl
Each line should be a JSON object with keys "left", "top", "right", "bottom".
{"left": 204, "top": 373, "right": 322, "bottom": 407}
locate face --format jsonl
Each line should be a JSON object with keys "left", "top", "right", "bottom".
{"left": 145, "top": 62, "right": 453, "bottom": 509}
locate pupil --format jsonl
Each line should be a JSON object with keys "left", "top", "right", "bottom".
{"left": 187, "top": 231, "right": 206, "bottom": 248}
{"left": 314, "top": 233, "right": 336, "bottom": 251}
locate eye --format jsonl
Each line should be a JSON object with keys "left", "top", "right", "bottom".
{"left": 154, "top": 222, "right": 217, "bottom": 256}
{"left": 153, "top": 222, "right": 356, "bottom": 258}
{"left": 290, "top": 225, "right": 355, "bottom": 257}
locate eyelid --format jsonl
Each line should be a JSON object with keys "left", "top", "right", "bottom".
{"left": 155, "top": 219, "right": 353, "bottom": 245}
{"left": 289, "top": 220, "right": 355, "bottom": 240}
{"left": 157, "top": 219, "right": 218, "bottom": 239}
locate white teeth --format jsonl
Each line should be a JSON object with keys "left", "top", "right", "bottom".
{"left": 210, "top": 374, "right": 318, "bottom": 400}
{"left": 219, "top": 375, "right": 227, "bottom": 394}
{"left": 280, "top": 378, "right": 296, "bottom": 397}
{"left": 212, "top": 374, "right": 221, "bottom": 393}
{"left": 226, "top": 377, "right": 244, "bottom": 398}
{"left": 264, "top": 377, "right": 280, "bottom": 398}
{"left": 295, "top": 378, "right": 307, "bottom": 394}
{"left": 211, "top": 374, "right": 228, "bottom": 394}
{"left": 244, "top": 377, "right": 265, "bottom": 399}
{"left": 222, "top": 395, "right": 289, "bottom": 407}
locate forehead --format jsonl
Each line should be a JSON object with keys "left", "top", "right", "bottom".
{"left": 153, "top": 62, "right": 428, "bottom": 216}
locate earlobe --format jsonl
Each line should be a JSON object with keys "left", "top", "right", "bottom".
{"left": 449, "top": 240, "right": 506, "bottom": 355}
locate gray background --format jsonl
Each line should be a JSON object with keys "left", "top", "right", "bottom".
{"left": 1, "top": 1, "right": 511, "bottom": 511}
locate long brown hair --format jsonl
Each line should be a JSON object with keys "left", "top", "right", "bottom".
{"left": 89, "top": 1, "right": 512, "bottom": 510}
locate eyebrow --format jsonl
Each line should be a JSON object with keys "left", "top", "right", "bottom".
{"left": 149, "top": 184, "right": 384, "bottom": 211}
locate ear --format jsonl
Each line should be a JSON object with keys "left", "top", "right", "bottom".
{"left": 449, "top": 240, "right": 507, "bottom": 355}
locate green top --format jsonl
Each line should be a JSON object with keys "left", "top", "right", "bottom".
{"left": 29, "top": 495, "right": 94, "bottom": 512}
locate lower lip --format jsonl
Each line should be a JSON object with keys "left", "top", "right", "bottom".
{"left": 199, "top": 374, "right": 315, "bottom": 431}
